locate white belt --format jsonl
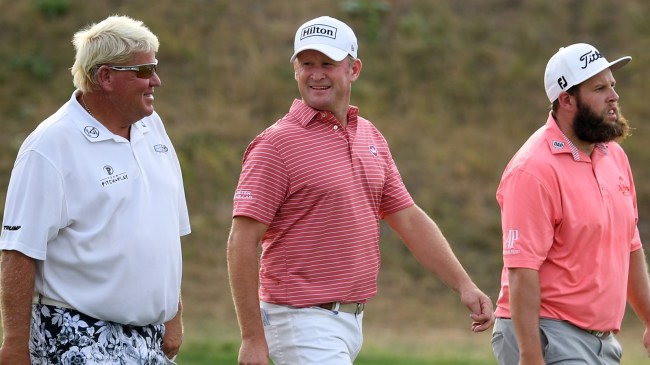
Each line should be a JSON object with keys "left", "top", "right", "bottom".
{"left": 32, "top": 293, "right": 75, "bottom": 310}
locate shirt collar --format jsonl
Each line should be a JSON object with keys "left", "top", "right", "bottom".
{"left": 71, "top": 90, "right": 151, "bottom": 143}
{"left": 544, "top": 111, "right": 608, "bottom": 161}
{"left": 288, "top": 99, "right": 359, "bottom": 128}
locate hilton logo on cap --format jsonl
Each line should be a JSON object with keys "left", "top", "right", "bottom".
{"left": 301, "top": 24, "right": 337, "bottom": 40}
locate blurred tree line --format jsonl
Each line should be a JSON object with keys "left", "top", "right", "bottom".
{"left": 2, "top": 0, "right": 650, "bottom": 333}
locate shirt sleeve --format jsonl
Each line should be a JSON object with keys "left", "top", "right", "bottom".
{"left": 378, "top": 147, "right": 414, "bottom": 217}
{"left": 497, "top": 168, "right": 558, "bottom": 269}
{"left": 0, "top": 150, "right": 66, "bottom": 260}
{"left": 233, "top": 137, "right": 290, "bottom": 225}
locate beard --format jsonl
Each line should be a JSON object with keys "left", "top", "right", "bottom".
{"left": 573, "top": 98, "right": 630, "bottom": 143}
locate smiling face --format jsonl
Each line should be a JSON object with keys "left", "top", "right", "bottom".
{"left": 572, "top": 68, "right": 630, "bottom": 143}
{"left": 105, "top": 51, "right": 161, "bottom": 125}
{"left": 293, "top": 50, "right": 361, "bottom": 124}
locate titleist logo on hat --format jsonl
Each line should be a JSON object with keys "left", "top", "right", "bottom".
{"left": 578, "top": 49, "right": 603, "bottom": 70}
{"left": 300, "top": 24, "right": 337, "bottom": 40}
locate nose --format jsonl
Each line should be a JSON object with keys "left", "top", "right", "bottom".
{"left": 608, "top": 88, "right": 619, "bottom": 102}
{"left": 150, "top": 71, "right": 162, "bottom": 87}
{"left": 309, "top": 66, "right": 326, "bottom": 81}
{"left": 310, "top": 72, "right": 325, "bottom": 81}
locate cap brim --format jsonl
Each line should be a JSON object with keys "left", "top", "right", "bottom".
{"left": 608, "top": 56, "right": 631, "bottom": 73}
{"left": 290, "top": 44, "right": 348, "bottom": 63}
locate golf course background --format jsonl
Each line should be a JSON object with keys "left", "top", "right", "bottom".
{"left": 2, "top": 0, "right": 650, "bottom": 363}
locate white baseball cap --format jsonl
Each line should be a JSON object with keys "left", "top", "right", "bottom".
{"left": 290, "top": 16, "right": 358, "bottom": 63}
{"left": 544, "top": 43, "right": 631, "bottom": 102}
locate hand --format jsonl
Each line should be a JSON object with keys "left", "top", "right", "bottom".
{"left": 459, "top": 286, "right": 495, "bottom": 332}
{"left": 162, "top": 317, "right": 183, "bottom": 360}
{"left": 238, "top": 337, "right": 269, "bottom": 365}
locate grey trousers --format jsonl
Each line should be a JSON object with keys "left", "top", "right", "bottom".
{"left": 491, "top": 317, "right": 623, "bottom": 365}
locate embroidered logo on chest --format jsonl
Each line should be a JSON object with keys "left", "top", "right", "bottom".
{"left": 368, "top": 145, "right": 378, "bottom": 157}
{"left": 100, "top": 165, "right": 128, "bottom": 187}
{"left": 619, "top": 177, "right": 631, "bottom": 196}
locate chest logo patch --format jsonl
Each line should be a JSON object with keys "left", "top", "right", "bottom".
{"left": 369, "top": 145, "right": 378, "bottom": 157}
{"left": 154, "top": 144, "right": 168, "bottom": 153}
{"left": 100, "top": 165, "right": 128, "bottom": 187}
{"left": 552, "top": 140, "right": 565, "bottom": 150}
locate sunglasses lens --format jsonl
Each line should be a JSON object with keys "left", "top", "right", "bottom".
{"left": 136, "top": 64, "right": 156, "bottom": 78}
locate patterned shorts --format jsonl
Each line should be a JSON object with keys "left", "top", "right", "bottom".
{"left": 30, "top": 303, "right": 168, "bottom": 365}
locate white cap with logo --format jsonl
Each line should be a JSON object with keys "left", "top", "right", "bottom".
{"left": 290, "top": 16, "right": 358, "bottom": 63}
{"left": 544, "top": 43, "right": 631, "bottom": 102}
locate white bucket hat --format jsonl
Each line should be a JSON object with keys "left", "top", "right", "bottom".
{"left": 544, "top": 43, "right": 631, "bottom": 102}
{"left": 290, "top": 16, "right": 357, "bottom": 63}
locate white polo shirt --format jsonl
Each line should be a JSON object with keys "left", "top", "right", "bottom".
{"left": 1, "top": 91, "right": 191, "bottom": 326}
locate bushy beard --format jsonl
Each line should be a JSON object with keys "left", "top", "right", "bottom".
{"left": 573, "top": 98, "right": 630, "bottom": 143}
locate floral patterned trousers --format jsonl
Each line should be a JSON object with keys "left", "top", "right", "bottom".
{"left": 30, "top": 303, "right": 167, "bottom": 365}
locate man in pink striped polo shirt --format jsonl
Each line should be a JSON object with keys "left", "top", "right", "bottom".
{"left": 492, "top": 43, "right": 650, "bottom": 365}
{"left": 228, "top": 15, "right": 495, "bottom": 365}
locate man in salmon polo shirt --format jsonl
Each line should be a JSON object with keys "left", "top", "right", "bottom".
{"left": 491, "top": 43, "right": 650, "bottom": 365}
{"left": 227, "top": 15, "right": 495, "bottom": 365}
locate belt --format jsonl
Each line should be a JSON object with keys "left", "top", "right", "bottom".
{"left": 317, "top": 302, "right": 364, "bottom": 315}
{"left": 584, "top": 329, "right": 612, "bottom": 339}
{"left": 32, "top": 293, "right": 75, "bottom": 310}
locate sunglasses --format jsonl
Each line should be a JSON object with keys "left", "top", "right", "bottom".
{"left": 106, "top": 60, "right": 158, "bottom": 79}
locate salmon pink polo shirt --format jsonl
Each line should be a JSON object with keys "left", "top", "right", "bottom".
{"left": 233, "top": 99, "right": 414, "bottom": 307}
{"left": 495, "top": 112, "right": 642, "bottom": 332}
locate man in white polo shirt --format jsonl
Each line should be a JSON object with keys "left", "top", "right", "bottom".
{"left": 228, "top": 15, "right": 495, "bottom": 365}
{"left": 0, "top": 16, "right": 190, "bottom": 364}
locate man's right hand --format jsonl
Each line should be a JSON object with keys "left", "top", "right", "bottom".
{"left": 238, "top": 337, "right": 269, "bottom": 365}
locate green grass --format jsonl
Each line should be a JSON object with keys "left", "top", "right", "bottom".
{"left": 174, "top": 341, "right": 239, "bottom": 364}
{"left": 174, "top": 322, "right": 650, "bottom": 365}
{"left": 175, "top": 339, "right": 493, "bottom": 365}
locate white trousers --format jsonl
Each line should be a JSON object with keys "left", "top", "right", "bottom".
{"left": 261, "top": 301, "right": 364, "bottom": 365}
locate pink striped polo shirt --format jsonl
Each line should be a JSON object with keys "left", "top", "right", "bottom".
{"left": 495, "top": 112, "right": 642, "bottom": 331}
{"left": 233, "top": 99, "right": 414, "bottom": 307}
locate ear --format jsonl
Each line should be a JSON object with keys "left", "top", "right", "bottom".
{"left": 292, "top": 62, "right": 299, "bottom": 81}
{"left": 95, "top": 65, "right": 115, "bottom": 91}
{"left": 557, "top": 91, "right": 576, "bottom": 111}
{"left": 350, "top": 58, "right": 362, "bottom": 82}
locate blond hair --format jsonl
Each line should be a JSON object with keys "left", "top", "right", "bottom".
{"left": 71, "top": 15, "right": 159, "bottom": 92}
